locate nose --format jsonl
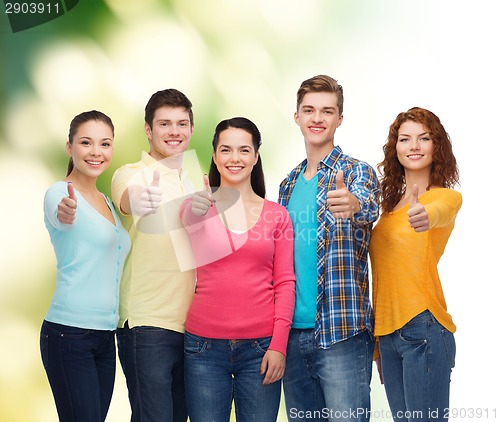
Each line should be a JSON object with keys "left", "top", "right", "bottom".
{"left": 409, "top": 138, "right": 420, "bottom": 150}
{"left": 90, "top": 144, "right": 101, "bottom": 156}
{"left": 312, "top": 110, "right": 323, "bottom": 123}
{"left": 230, "top": 150, "right": 240, "bottom": 162}
{"left": 169, "top": 124, "right": 180, "bottom": 136}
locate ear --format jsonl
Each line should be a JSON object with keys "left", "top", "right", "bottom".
{"left": 294, "top": 111, "right": 300, "bottom": 126}
{"left": 254, "top": 151, "right": 259, "bottom": 165}
{"left": 65, "top": 141, "right": 72, "bottom": 157}
{"left": 337, "top": 114, "right": 344, "bottom": 128}
{"left": 212, "top": 151, "right": 217, "bottom": 165}
{"left": 144, "top": 122, "right": 152, "bottom": 140}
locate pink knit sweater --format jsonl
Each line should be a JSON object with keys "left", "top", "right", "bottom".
{"left": 180, "top": 199, "right": 296, "bottom": 355}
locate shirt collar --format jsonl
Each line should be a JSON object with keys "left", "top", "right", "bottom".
{"left": 141, "top": 151, "right": 187, "bottom": 179}
{"left": 319, "top": 145, "right": 343, "bottom": 170}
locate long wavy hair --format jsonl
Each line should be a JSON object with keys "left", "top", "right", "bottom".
{"left": 378, "top": 107, "right": 459, "bottom": 212}
{"left": 208, "top": 117, "right": 266, "bottom": 198}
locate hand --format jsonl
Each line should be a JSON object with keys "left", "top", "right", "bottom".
{"left": 129, "top": 169, "right": 162, "bottom": 217}
{"left": 57, "top": 182, "right": 77, "bottom": 224}
{"left": 326, "top": 170, "right": 360, "bottom": 218}
{"left": 260, "top": 350, "right": 286, "bottom": 385}
{"left": 408, "top": 185, "right": 429, "bottom": 232}
{"left": 375, "top": 357, "right": 383, "bottom": 385}
{"left": 191, "top": 174, "right": 214, "bottom": 217}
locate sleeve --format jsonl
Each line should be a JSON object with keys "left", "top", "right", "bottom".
{"left": 426, "top": 190, "right": 462, "bottom": 229}
{"left": 43, "top": 184, "right": 74, "bottom": 232}
{"left": 348, "top": 161, "right": 380, "bottom": 225}
{"left": 111, "top": 165, "right": 138, "bottom": 215}
{"left": 269, "top": 206, "right": 296, "bottom": 355}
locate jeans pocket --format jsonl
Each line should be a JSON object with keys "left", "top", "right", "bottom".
{"left": 40, "top": 333, "right": 49, "bottom": 369}
{"left": 252, "top": 336, "right": 272, "bottom": 354}
{"left": 441, "top": 329, "right": 456, "bottom": 368}
{"left": 184, "top": 332, "right": 208, "bottom": 356}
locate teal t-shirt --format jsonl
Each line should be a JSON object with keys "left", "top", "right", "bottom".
{"left": 287, "top": 168, "right": 318, "bottom": 328}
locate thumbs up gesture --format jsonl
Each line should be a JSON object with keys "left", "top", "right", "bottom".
{"left": 407, "top": 184, "right": 429, "bottom": 232}
{"left": 57, "top": 182, "right": 78, "bottom": 224}
{"left": 326, "top": 170, "right": 361, "bottom": 218}
{"left": 191, "top": 174, "right": 215, "bottom": 216}
{"left": 129, "top": 169, "right": 163, "bottom": 217}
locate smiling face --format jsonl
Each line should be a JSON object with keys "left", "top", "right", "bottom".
{"left": 66, "top": 120, "right": 114, "bottom": 179}
{"left": 212, "top": 127, "right": 259, "bottom": 188}
{"left": 294, "top": 91, "right": 343, "bottom": 154}
{"left": 145, "top": 106, "right": 193, "bottom": 161}
{"left": 396, "top": 120, "right": 434, "bottom": 174}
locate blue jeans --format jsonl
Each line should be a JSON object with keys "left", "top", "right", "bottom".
{"left": 117, "top": 322, "right": 187, "bottom": 422}
{"left": 379, "top": 310, "right": 456, "bottom": 422}
{"left": 283, "top": 329, "right": 374, "bottom": 422}
{"left": 184, "top": 332, "right": 282, "bottom": 422}
{"left": 39, "top": 320, "right": 116, "bottom": 422}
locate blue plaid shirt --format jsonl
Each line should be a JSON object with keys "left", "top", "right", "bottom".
{"left": 279, "top": 146, "right": 380, "bottom": 348}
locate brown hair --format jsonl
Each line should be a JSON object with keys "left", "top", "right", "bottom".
{"left": 296, "top": 75, "right": 344, "bottom": 115}
{"left": 378, "top": 107, "right": 460, "bottom": 212}
{"left": 144, "top": 89, "right": 193, "bottom": 129}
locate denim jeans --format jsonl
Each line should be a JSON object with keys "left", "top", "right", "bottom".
{"left": 39, "top": 320, "right": 116, "bottom": 422}
{"left": 116, "top": 322, "right": 187, "bottom": 422}
{"left": 379, "top": 310, "right": 456, "bottom": 422}
{"left": 184, "top": 332, "right": 281, "bottom": 422}
{"left": 283, "top": 329, "right": 374, "bottom": 422}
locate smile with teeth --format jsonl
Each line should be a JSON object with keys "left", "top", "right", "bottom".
{"left": 227, "top": 166, "right": 243, "bottom": 172}
{"left": 86, "top": 160, "right": 103, "bottom": 166}
{"left": 407, "top": 154, "right": 424, "bottom": 159}
{"left": 310, "top": 126, "right": 325, "bottom": 133}
{"left": 165, "top": 140, "right": 181, "bottom": 146}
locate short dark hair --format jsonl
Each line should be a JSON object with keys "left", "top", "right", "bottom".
{"left": 144, "top": 89, "right": 193, "bottom": 129}
{"left": 296, "top": 75, "right": 344, "bottom": 115}
{"left": 208, "top": 117, "right": 266, "bottom": 199}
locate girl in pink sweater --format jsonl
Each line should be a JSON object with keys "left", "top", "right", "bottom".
{"left": 180, "top": 117, "right": 295, "bottom": 422}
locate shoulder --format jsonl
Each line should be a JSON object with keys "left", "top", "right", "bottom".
{"left": 340, "top": 153, "right": 376, "bottom": 173}
{"left": 44, "top": 181, "right": 68, "bottom": 202}
{"left": 423, "top": 188, "right": 462, "bottom": 207}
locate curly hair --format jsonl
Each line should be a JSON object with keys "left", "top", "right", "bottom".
{"left": 378, "top": 107, "right": 459, "bottom": 212}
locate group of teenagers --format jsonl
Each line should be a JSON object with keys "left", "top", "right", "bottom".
{"left": 40, "top": 74, "right": 462, "bottom": 422}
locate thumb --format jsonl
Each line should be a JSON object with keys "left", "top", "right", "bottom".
{"left": 151, "top": 169, "right": 160, "bottom": 187}
{"left": 203, "top": 174, "right": 211, "bottom": 193}
{"left": 336, "top": 170, "right": 346, "bottom": 189}
{"left": 67, "top": 182, "right": 77, "bottom": 201}
{"left": 410, "top": 184, "right": 419, "bottom": 206}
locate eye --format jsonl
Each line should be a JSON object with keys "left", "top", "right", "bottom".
{"left": 324, "top": 110, "right": 333, "bottom": 115}
{"left": 81, "top": 140, "right": 91, "bottom": 145}
{"left": 102, "top": 142, "right": 112, "bottom": 147}
{"left": 420, "top": 137, "right": 431, "bottom": 142}
{"left": 398, "top": 138, "right": 409, "bottom": 143}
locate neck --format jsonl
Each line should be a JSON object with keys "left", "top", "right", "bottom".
{"left": 304, "top": 142, "right": 334, "bottom": 179}
{"left": 217, "top": 180, "right": 258, "bottom": 202}
{"left": 404, "top": 168, "right": 431, "bottom": 196}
